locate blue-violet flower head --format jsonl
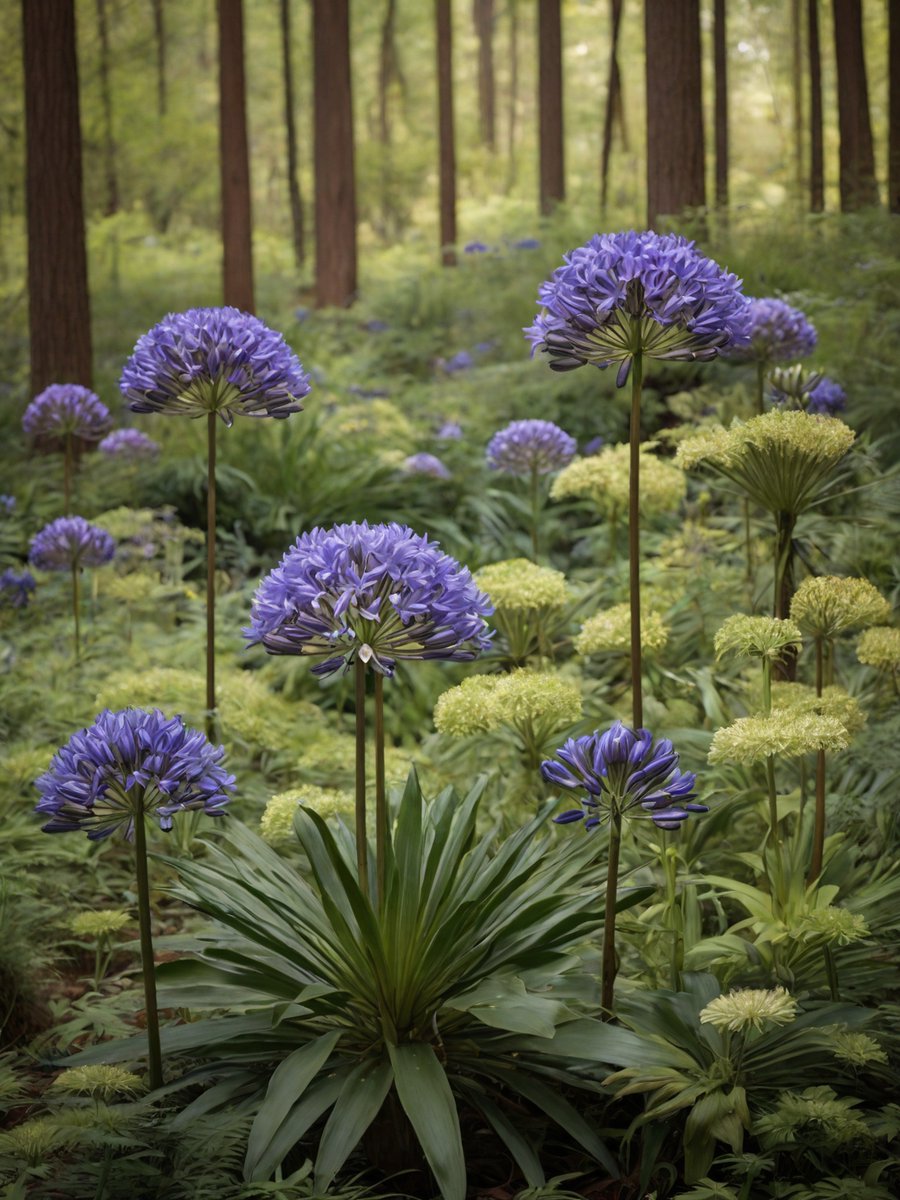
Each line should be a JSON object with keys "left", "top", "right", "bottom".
{"left": 487, "top": 419, "right": 577, "bottom": 476}
{"left": 0, "top": 568, "right": 36, "bottom": 608}
{"left": 23, "top": 385, "right": 112, "bottom": 443}
{"left": 436, "top": 420, "right": 463, "bottom": 441}
{"left": 29, "top": 517, "right": 115, "bottom": 572}
{"left": 403, "top": 453, "right": 452, "bottom": 480}
{"left": 728, "top": 297, "right": 817, "bottom": 364}
{"left": 0, "top": 495, "right": 16, "bottom": 514}
{"left": 99, "top": 429, "right": 160, "bottom": 459}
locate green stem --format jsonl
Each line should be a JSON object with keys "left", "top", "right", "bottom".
{"left": 529, "top": 465, "right": 540, "bottom": 560}
{"left": 205, "top": 414, "right": 217, "bottom": 741}
{"left": 823, "top": 944, "right": 840, "bottom": 1001}
{"left": 629, "top": 349, "right": 644, "bottom": 730}
{"left": 601, "top": 809, "right": 623, "bottom": 1019}
{"left": 773, "top": 511, "right": 797, "bottom": 681}
{"left": 810, "top": 635, "right": 827, "bottom": 882}
{"left": 64, "top": 433, "right": 73, "bottom": 515}
{"left": 743, "top": 498, "right": 753, "bottom": 592}
{"left": 355, "top": 658, "right": 369, "bottom": 898}
{"left": 72, "top": 565, "right": 81, "bottom": 661}
{"left": 756, "top": 360, "right": 766, "bottom": 415}
{"left": 762, "top": 657, "right": 772, "bottom": 716}
{"left": 765, "top": 756, "right": 781, "bottom": 849}
{"left": 133, "top": 803, "right": 163, "bottom": 1090}
{"left": 374, "top": 671, "right": 386, "bottom": 909}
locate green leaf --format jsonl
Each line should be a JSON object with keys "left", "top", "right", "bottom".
{"left": 388, "top": 1041, "right": 466, "bottom": 1200}
{"left": 475, "top": 1094, "right": 545, "bottom": 1187}
{"left": 445, "top": 974, "right": 565, "bottom": 1038}
{"left": 253, "top": 1071, "right": 346, "bottom": 1182}
{"left": 314, "top": 1058, "right": 393, "bottom": 1192}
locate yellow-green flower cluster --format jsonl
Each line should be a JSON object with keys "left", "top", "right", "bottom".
{"left": 475, "top": 558, "right": 569, "bottom": 611}
{"left": 70, "top": 910, "right": 130, "bottom": 939}
{"left": 714, "top": 614, "right": 803, "bottom": 662}
{"left": 575, "top": 603, "right": 668, "bottom": 657}
{"left": 708, "top": 710, "right": 850, "bottom": 765}
{"left": 434, "top": 671, "right": 582, "bottom": 737}
{"left": 329, "top": 399, "right": 415, "bottom": 451}
{"left": 100, "top": 572, "right": 160, "bottom": 603}
{"left": 770, "top": 683, "right": 866, "bottom": 737}
{"left": 857, "top": 626, "right": 900, "bottom": 670}
{"left": 51, "top": 1065, "right": 142, "bottom": 1100}
{"left": 759, "top": 1087, "right": 869, "bottom": 1146}
{"left": 551, "top": 443, "right": 685, "bottom": 516}
{"left": 797, "top": 906, "right": 869, "bottom": 945}
{"left": 0, "top": 1117, "right": 70, "bottom": 1165}
{"left": 260, "top": 785, "right": 354, "bottom": 846}
{"left": 699, "top": 986, "right": 798, "bottom": 1033}
{"left": 830, "top": 1031, "right": 887, "bottom": 1067}
{"left": 790, "top": 576, "right": 891, "bottom": 639}
{"left": 294, "top": 729, "right": 412, "bottom": 788}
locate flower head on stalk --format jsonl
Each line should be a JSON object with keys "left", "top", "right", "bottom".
{"left": 708, "top": 710, "right": 850, "bottom": 766}
{"left": 770, "top": 365, "right": 846, "bottom": 416}
{"left": 486, "top": 419, "right": 576, "bottom": 476}
{"left": 525, "top": 231, "right": 750, "bottom": 385}
{"left": 551, "top": 443, "right": 686, "bottom": 516}
{"left": 402, "top": 452, "right": 452, "bottom": 480}
{"left": 575, "top": 603, "right": 669, "bottom": 656}
{"left": 790, "top": 575, "right": 891, "bottom": 640}
{"left": 29, "top": 517, "right": 115, "bottom": 572}
{"left": 699, "top": 987, "right": 798, "bottom": 1033}
{"left": 246, "top": 521, "right": 493, "bottom": 677}
{"left": 434, "top": 670, "right": 582, "bottom": 737}
{"left": 475, "top": 559, "right": 569, "bottom": 611}
{"left": 541, "top": 720, "right": 705, "bottom": 830}
{"left": 22, "top": 384, "right": 112, "bottom": 444}
{"left": 0, "top": 568, "right": 36, "bottom": 608}
{"left": 35, "top": 708, "right": 234, "bottom": 840}
{"left": 99, "top": 429, "right": 161, "bottom": 460}
{"left": 120, "top": 307, "right": 311, "bottom": 426}
{"left": 727, "top": 298, "right": 817, "bottom": 364}
{"left": 714, "top": 614, "right": 803, "bottom": 664}
{"left": 857, "top": 626, "right": 900, "bottom": 671}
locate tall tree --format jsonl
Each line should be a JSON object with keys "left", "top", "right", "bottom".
{"left": 22, "top": 0, "right": 92, "bottom": 392}
{"left": 889, "top": 0, "right": 900, "bottom": 213}
{"left": 713, "top": 0, "right": 728, "bottom": 209}
{"left": 378, "top": 0, "right": 402, "bottom": 146}
{"left": 150, "top": 0, "right": 166, "bottom": 117}
{"left": 644, "top": 0, "right": 705, "bottom": 226}
{"left": 791, "top": 0, "right": 804, "bottom": 197}
{"left": 218, "top": 0, "right": 255, "bottom": 311}
{"left": 538, "top": 0, "right": 564, "bottom": 214}
{"left": 313, "top": 0, "right": 357, "bottom": 304}
{"left": 436, "top": 0, "right": 457, "bottom": 265}
{"left": 505, "top": 0, "right": 519, "bottom": 189}
{"left": 600, "top": 0, "right": 626, "bottom": 211}
{"left": 832, "top": 0, "right": 879, "bottom": 210}
{"left": 808, "top": 0, "right": 824, "bottom": 211}
{"left": 473, "top": 0, "right": 496, "bottom": 151}
{"left": 96, "top": 0, "right": 119, "bottom": 216}
{"left": 279, "top": 0, "right": 304, "bottom": 269}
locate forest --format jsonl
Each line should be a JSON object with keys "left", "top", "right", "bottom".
{"left": 1, "top": 1, "right": 899, "bottom": 1198}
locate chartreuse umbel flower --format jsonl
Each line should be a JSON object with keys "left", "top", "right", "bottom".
{"left": 857, "top": 626, "right": 900, "bottom": 671}
{"left": 770, "top": 683, "right": 866, "bottom": 737}
{"left": 475, "top": 558, "right": 570, "bottom": 664}
{"left": 790, "top": 575, "right": 891, "bottom": 639}
{"left": 29, "top": 516, "right": 115, "bottom": 659}
{"left": 797, "top": 906, "right": 869, "bottom": 945}
{"left": 830, "top": 1031, "right": 887, "bottom": 1067}
{"left": 434, "top": 670, "right": 582, "bottom": 738}
{"left": 576, "top": 603, "right": 668, "bottom": 656}
{"left": 51, "top": 1065, "right": 143, "bottom": 1101}
{"left": 714, "top": 615, "right": 803, "bottom": 664}
{"left": 708, "top": 710, "right": 850, "bottom": 766}
{"left": 23, "top": 384, "right": 112, "bottom": 512}
{"left": 699, "top": 987, "right": 798, "bottom": 1034}
{"left": 35, "top": 708, "right": 234, "bottom": 1091}
{"left": 260, "top": 785, "right": 354, "bottom": 846}
{"left": 542, "top": 720, "right": 705, "bottom": 1015}
{"left": 71, "top": 910, "right": 130, "bottom": 939}
{"left": 552, "top": 443, "right": 686, "bottom": 519}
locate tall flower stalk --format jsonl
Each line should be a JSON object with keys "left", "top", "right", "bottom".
{"left": 486, "top": 419, "right": 576, "bottom": 561}
{"left": 726, "top": 298, "right": 817, "bottom": 415}
{"left": 29, "top": 517, "right": 115, "bottom": 660}
{"left": 22, "top": 385, "right": 112, "bottom": 515}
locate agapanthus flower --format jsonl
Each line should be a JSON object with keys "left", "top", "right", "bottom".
{"left": 35, "top": 708, "right": 234, "bottom": 840}
{"left": 856, "top": 626, "right": 900, "bottom": 670}
{"left": 363, "top": 319, "right": 389, "bottom": 333}
{"left": 0, "top": 568, "right": 36, "bottom": 608}
{"left": 486, "top": 419, "right": 576, "bottom": 476}
{"left": 120, "top": 307, "right": 310, "bottom": 426}
{"left": 582, "top": 436, "right": 605, "bottom": 456}
{"left": 98, "top": 428, "right": 160, "bottom": 460}
{"left": 714, "top": 614, "right": 803, "bottom": 662}
{"left": 402, "top": 452, "right": 452, "bottom": 480}
{"left": 790, "top": 576, "right": 891, "bottom": 639}
{"left": 246, "top": 521, "right": 493, "bottom": 677}
{"left": 442, "top": 350, "right": 473, "bottom": 373}
{"left": 434, "top": 671, "right": 582, "bottom": 738}
{"left": 770, "top": 366, "right": 847, "bottom": 416}
{"left": 708, "top": 710, "right": 850, "bottom": 765}
{"left": 0, "top": 495, "right": 15, "bottom": 514}
{"left": 541, "top": 720, "right": 705, "bottom": 830}
{"left": 525, "top": 230, "right": 750, "bottom": 384}
{"left": 727, "top": 298, "right": 817, "bottom": 364}
{"left": 436, "top": 420, "right": 463, "bottom": 441}
{"left": 29, "top": 516, "right": 115, "bottom": 572}
{"left": 513, "top": 237, "right": 541, "bottom": 251}
{"left": 475, "top": 559, "right": 569, "bottom": 611}
{"left": 464, "top": 241, "right": 489, "bottom": 254}
{"left": 575, "top": 603, "right": 669, "bottom": 656}
{"left": 551, "top": 443, "right": 685, "bottom": 515}
{"left": 260, "top": 785, "right": 354, "bottom": 846}
{"left": 22, "top": 384, "right": 112, "bottom": 443}
{"left": 699, "top": 987, "right": 798, "bottom": 1033}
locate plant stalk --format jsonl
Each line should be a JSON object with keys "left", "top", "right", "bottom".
{"left": 601, "top": 809, "right": 622, "bottom": 1018}
{"left": 773, "top": 510, "right": 797, "bottom": 680}
{"left": 529, "top": 465, "right": 540, "bottom": 560}
{"left": 355, "top": 657, "right": 369, "bottom": 897}
{"left": 809, "top": 634, "right": 827, "bottom": 882}
{"left": 755, "top": 360, "right": 766, "bottom": 415}
{"left": 72, "top": 564, "right": 81, "bottom": 661}
{"left": 132, "top": 803, "right": 163, "bottom": 1090}
{"left": 206, "top": 414, "right": 217, "bottom": 740}
{"left": 374, "top": 671, "right": 386, "bottom": 908}
{"left": 64, "top": 433, "right": 73, "bottom": 515}
{"left": 628, "top": 348, "right": 643, "bottom": 730}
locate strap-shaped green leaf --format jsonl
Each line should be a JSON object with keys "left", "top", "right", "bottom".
{"left": 475, "top": 1094, "right": 545, "bottom": 1187}
{"left": 388, "top": 1041, "right": 465, "bottom": 1200}
{"left": 445, "top": 974, "right": 565, "bottom": 1038}
{"left": 314, "top": 1058, "right": 393, "bottom": 1192}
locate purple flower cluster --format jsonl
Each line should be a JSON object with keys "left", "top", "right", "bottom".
{"left": 246, "top": 521, "right": 493, "bottom": 677}
{"left": 525, "top": 231, "right": 750, "bottom": 385}
{"left": 805, "top": 376, "right": 847, "bottom": 416}
{"left": 99, "top": 429, "right": 160, "bottom": 459}
{"left": 0, "top": 568, "right": 36, "bottom": 608}
{"left": 436, "top": 420, "right": 463, "bottom": 441}
{"left": 29, "top": 516, "right": 116, "bottom": 572}
{"left": 729, "top": 298, "right": 817, "bottom": 364}
{"left": 23, "top": 385, "right": 112, "bottom": 443}
{"left": 442, "top": 351, "right": 474, "bottom": 374}
{"left": 403, "top": 453, "right": 452, "bottom": 480}
{"left": 486, "top": 419, "right": 576, "bottom": 476}
{"left": 120, "top": 307, "right": 311, "bottom": 426}
{"left": 35, "top": 708, "right": 234, "bottom": 840}
{"left": 542, "top": 720, "right": 706, "bottom": 830}
{"left": 0, "top": 495, "right": 15, "bottom": 514}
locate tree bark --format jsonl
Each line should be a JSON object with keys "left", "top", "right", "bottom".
{"left": 96, "top": 0, "right": 119, "bottom": 216}
{"left": 378, "top": 0, "right": 400, "bottom": 146}
{"left": 23, "top": 0, "right": 92, "bottom": 392}
{"left": 832, "top": 0, "right": 879, "bottom": 210}
{"left": 151, "top": 0, "right": 166, "bottom": 117}
{"left": 791, "top": 0, "right": 804, "bottom": 198}
{"left": 600, "top": 0, "right": 625, "bottom": 211}
{"left": 218, "top": 0, "right": 255, "bottom": 311}
{"left": 436, "top": 0, "right": 457, "bottom": 265}
{"left": 808, "top": 0, "right": 824, "bottom": 211}
{"left": 645, "top": 0, "right": 705, "bottom": 227}
{"left": 280, "top": 0, "right": 305, "bottom": 268}
{"left": 889, "top": 0, "right": 900, "bottom": 213}
{"left": 505, "top": 0, "right": 519, "bottom": 189}
{"left": 313, "top": 0, "right": 358, "bottom": 305}
{"left": 713, "top": 0, "right": 728, "bottom": 209}
{"left": 538, "top": 0, "right": 564, "bottom": 214}
{"left": 474, "top": 0, "right": 496, "bottom": 151}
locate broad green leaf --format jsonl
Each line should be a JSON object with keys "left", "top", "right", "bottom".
{"left": 388, "top": 1041, "right": 466, "bottom": 1200}
{"left": 444, "top": 974, "right": 565, "bottom": 1038}
{"left": 314, "top": 1058, "right": 393, "bottom": 1192}
{"left": 254, "top": 1071, "right": 346, "bottom": 1182}
{"left": 475, "top": 1095, "right": 545, "bottom": 1187}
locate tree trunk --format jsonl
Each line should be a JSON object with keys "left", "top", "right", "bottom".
{"left": 474, "top": 0, "right": 496, "bottom": 151}
{"left": 218, "top": 0, "right": 255, "bottom": 311}
{"left": 436, "top": 0, "right": 457, "bottom": 265}
{"left": 832, "top": 0, "right": 879, "bottom": 210}
{"left": 96, "top": 0, "right": 118, "bottom": 216}
{"left": 538, "top": 0, "right": 564, "bottom": 214}
{"left": 645, "top": 0, "right": 705, "bottom": 227}
{"left": 808, "top": 0, "right": 824, "bottom": 211}
{"left": 889, "top": 0, "right": 900, "bottom": 213}
{"left": 378, "top": 0, "right": 400, "bottom": 146}
{"left": 279, "top": 0, "right": 305, "bottom": 268}
{"left": 22, "top": 0, "right": 92, "bottom": 392}
{"left": 600, "top": 0, "right": 625, "bottom": 211}
{"left": 713, "top": 0, "right": 728, "bottom": 209}
{"left": 505, "top": 0, "right": 519, "bottom": 189}
{"left": 313, "top": 0, "right": 358, "bottom": 305}
{"left": 151, "top": 0, "right": 166, "bottom": 117}
{"left": 791, "top": 0, "right": 804, "bottom": 198}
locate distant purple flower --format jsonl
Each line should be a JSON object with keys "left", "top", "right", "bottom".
{"left": 475, "top": 341, "right": 497, "bottom": 355}
{"left": 728, "top": 298, "right": 817, "bottom": 364}
{"left": 436, "top": 421, "right": 463, "bottom": 441}
{"left": 120, "top": 307, "right": 311, "bottom": 427}
{"left": 348, "top": 385, "right": 391, "bottom": 399}
{"left": 246, "top": 521, "right": 493, "bottom": 677}
{"left": 29, "top": 517, "right": 116, "bottom": 572}
{"left": 35, "top": 708, "right": 234, "bottom": 841}
{"left": 582, "top": 436, "right": 605, "bottom": 456}
{"left": 443, "top": 351, "right": 474, "bottom": 374}
{"left": 23, "top": 385, "right": 112, "bottom": 444}
{"left": 99, "top": 429, "right": 160, "bottom": 460}
{"left": 294, "top": 307, "right": 312, "bottom": 323}
{"left": 403, "top": 453, "right": 452, "bottom": 480}
{"left": 0, "top": 568, "right": 36, "bottom": 608}
{"left": 513, "top": 238, "right": 541, "bottom": 251}
{"left": 487, "top": 419, "right": 576, "bottom": 476}
{"left": 542, "top": 720, "right": 706, "bottom": 831}
{"left": 0, "top": 495, "right": 15, "bottom": 514}
{"left": 525, "top": 230, "right": 750, "bottom": 385}
{"left": 363, "top": 319, "right": 390, "bottom": 333}
{"left": 465, "top": 241, "right": 489, "bottom": 254}
{"left": 806, "top": 377, "right": 847, "bottom": 416}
